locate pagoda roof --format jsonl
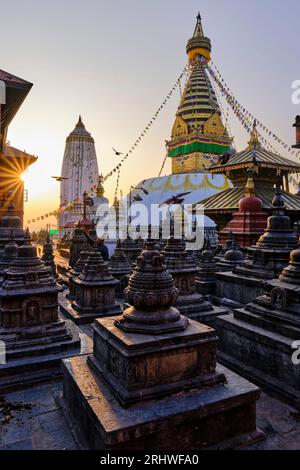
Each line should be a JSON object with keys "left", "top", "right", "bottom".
{"left": 0, "top": 69, "right": 33, "bottom": 152}
{"left": 200, "top": 186, "right": 300, "bottom": 214}
{"left": 209, "top": 146, "right": 300, "bottom": 174}
{"left": 2, "top": 145, "right": 37, "bottom": 166}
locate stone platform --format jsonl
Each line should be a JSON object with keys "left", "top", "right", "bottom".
{"left": 62, "top": 354, "right": 263, "bottom": 450}
{"left": 0, "top": 320, "right": 92, "bottom": 392}
{"left": 217, "top": 311, "right": 300, "bottom": 409}
{"left": 59, "top": 292, "right": 122, "bottom": 325}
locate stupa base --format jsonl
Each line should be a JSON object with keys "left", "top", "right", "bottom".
{"left": 59, "top": 292, "right": 122, "bottom": 325}
{"left": 216, "top": 271, "right": 265, "bottom": 306}
{"left": 0, "top": 320, "right": 92, "bottom": 391}
{"left": 175, "top": 294, "right": 228, "bottom": 328}
{"left": 61, "top": 355, "right": 264, "bottom": 450}
{"left": 195, "top": 279, "right": 216, "bottom": 297}
{"left": 217, "top": 312, "right": 300, "bottom": 409}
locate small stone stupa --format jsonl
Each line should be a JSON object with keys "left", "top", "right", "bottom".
{"left": 61, "top": 251, "right": 122, "bottom": 324}
{"left": 108, "top": 240, "right": 131, "bottom": 294}
{"left": 122, "top": 235, "right": 142, "bottom": 264}
{"left": 216, "top": 233, "right": 244, "bottom": 272}
{"left": 0, "top": 230, "right": 18, "bottom": 277}
{"left": 162, "top": 237, "right": 227, "bottom": 326}
{"left": 0, "top": 229, "right": 86, "bottom": 388}
{"left": 67, "top": 247, "right": 92, "bottom": 300}
{"left": 42, "top": 234, "right": 57, "bottom": 278}
{"left": 69, "top": 226, "right": 88, "bottom": 268}
{"left": 195, "top": 238, "right": 218, "bottom": 297}
{"left": 62, "top": 239, "right": 263, "bottom": 450}
{"left": 0, "top": 201, "right": 25, "bottom": 252}
{"left": 217, "top": 242, "right": 300, "bottom": 408}
{"left": 216, "top": 187, "right": 298, "bottom": 306}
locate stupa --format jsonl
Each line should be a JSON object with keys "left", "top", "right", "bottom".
{"left": 0, "top": 229, "right": 88, "bottom": 389}
{"left": 0, "top": 201, "right": 25, "bottom": 251}
{"left": 216, "top": 233, "right": 244, "bottom": 272}
{"left": 217, "top": 243, "right": 300, "bottom": 408}
{"left": 61, "top": 251, "right": 122, "bottom": 324}
{"left": 216, "top": 188, "right": 298, "bottom": 306}
{"left": 59, "top": 116, "right": 99, "bottom": 237}
{"left": 202, "top": 121, "right": 300, "bottom": 228}
{"left": 0, "top": 230, "right": 18, "bottom": 277}
{"left": 62, "top": 239, "right": 263, "bottom": 450}
{"left": 108, "top": 239, "right": 131, "bottom": 294}
{"left": 162, "top": 237, "right": 227, "bottom": 326}
{"left": 127, "top": 14, "right": 231, "bottom": 240}
{"left": 87, "top": 174, "right": 109, "bottom": 225}
{"left": 195, "top": 238, "right": 218, "bottom": 297}
{"left": 67, "top": 247, "right": 92, "bottom": 300}
{"left": 42, "top": 234, "right": 57, "bottom": 278}
{"left": 122, "top": 235, "right": 142, "bottom": 264}
{"left": 219, "top": 171, "right": 268, "bottom": 247}
{"left": 69, "top": 227, "right": 88, "bottom": 268}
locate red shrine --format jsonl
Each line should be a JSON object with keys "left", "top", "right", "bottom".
{"left": 219, "top": 171, "right": 268, "bottom": 248}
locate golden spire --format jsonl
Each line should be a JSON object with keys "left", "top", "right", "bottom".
{"left": 96, "top": 174, "right": 105, "bottom": 197}
{"left": 113, "top": 194, "right": 119, "bottom": 208}
{"left": 193, "top": 12, "right": 204, "bottom": 38}
{"left": 186, "top": 12, "right": 211, "bottom": 63}
{"left": 247, "top": 120, "right": 261, "bottom": 149}
{"left": 245, "top": 168, "right": 256, "bottom": 198}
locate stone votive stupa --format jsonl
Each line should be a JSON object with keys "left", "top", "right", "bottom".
{"left": 62, "top": 239, "right": 263, "bottom": 450}
{"left": 217, "top": 242, "right": 300, "bottom": 408}
{"left": 42, "top": 234, "right": 57, "bottom": 278}
{"left": 69, "top": 226, "right": 88, "bottom": 268}
{"left": 108, "top": 239, "right": 131, "bottom": 294}
{"left": 216, "top": 187, "right": 298, "bottom": 306}
{"left": 163, "top": 237, "right": 227, "bottom": 326}
{"left": 67, "top": 247, "right": 92, "bottom": 300}
{"left": 61, "top": 251, "right": 122, "bottom": 324}
{"left": 0, "top": 230, "right": 18, "bottom": 278}
{"left": 0, "top": 229, "right": 88, "bottom": 389}
{"left": 195, "top": 237, "right": 218, "bottom": 297}
{"left": 0, "top": 201, "right": 25, "bottom": 252}
{"left": 216, "top": 233, "right": 245, "bottom": 272}
{"left": 122, "top": 235, "right": 142, "bottom": 264}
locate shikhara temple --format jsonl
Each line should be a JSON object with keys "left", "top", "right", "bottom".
{"left": 2, "top": 11, "right": 300, "bottom": 452}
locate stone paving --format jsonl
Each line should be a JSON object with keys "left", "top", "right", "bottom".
{"left": 1, "top": 379, "right": 300, "bottom": 450}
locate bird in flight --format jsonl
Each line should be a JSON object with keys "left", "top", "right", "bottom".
{"left": 112, "top": 147, "right": 123, "bottom": 156}
{"left": 51, "top": 176, "right": 68, "bottom": 182}
{"left": 159, "top": 192, "right": 191, "bottom": 207}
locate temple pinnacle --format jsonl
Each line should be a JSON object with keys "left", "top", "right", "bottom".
{"left": 193, "top": 12, "right": 204, "bottom": 38}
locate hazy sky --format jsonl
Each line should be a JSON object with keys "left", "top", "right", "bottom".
{"left": 1, "top": 0, "right": 300, "bottom": 229}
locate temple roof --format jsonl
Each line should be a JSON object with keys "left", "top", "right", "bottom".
{"left": 3, "top": 145, "right": 38, "bottom": 168}
{"left": 209, "top": 147, "right": 300, "bottom": 174}
{"left": 0, "top": 69, "right": 33, "bottom": 152}
{"left": 201, "top": 187, "right": 300, "bottom": 213}
{"left": 66, "top": 115, "right": 94, "bottom": 143}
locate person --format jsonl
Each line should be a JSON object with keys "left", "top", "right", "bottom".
{"left": 95, "top": 238, "right": 109, "bottom": 261}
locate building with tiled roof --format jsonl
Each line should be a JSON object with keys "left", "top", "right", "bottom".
{"left": 200, "top": 122, "right": 300, "bottom": 227}
{"left": 0, "top": 69, "right": 37, "bottom": 224}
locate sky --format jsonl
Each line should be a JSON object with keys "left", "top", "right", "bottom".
{"left": 1, "top": 0, "right": 300, "bottom": 230}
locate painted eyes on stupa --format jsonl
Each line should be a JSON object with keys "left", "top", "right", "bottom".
{"left": 176, "top": 155, "right": 190, "bottom": 163}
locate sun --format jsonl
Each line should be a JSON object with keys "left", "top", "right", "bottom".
{"left": 20, "top": 172, "right": 28, "bottom": 183}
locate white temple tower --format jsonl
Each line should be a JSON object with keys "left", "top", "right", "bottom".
{"left": 59, "top": 116, "right": 99, "bottom": 236}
